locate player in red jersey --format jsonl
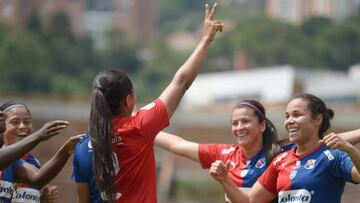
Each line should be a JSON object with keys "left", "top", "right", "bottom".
{"left": 88, "top": 3, "right": 224, "bottom": 202}
{"left": 209, "top": 93, "right": 360, "bottom": 203}
{"left": 155, "top": 99, "right": 281, "bottom": 202}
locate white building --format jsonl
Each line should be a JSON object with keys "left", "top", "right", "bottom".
{"left": 182, "top": 65, "right": 358, "bottom": 110}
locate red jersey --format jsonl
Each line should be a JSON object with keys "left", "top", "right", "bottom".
{"left": 111, "top": 99, "right": 169, "bottom": 203}
{"left": 199, "top": 144, "right": 268, "bottom": 202}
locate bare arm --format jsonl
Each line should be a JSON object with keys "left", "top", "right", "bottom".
{"left": 76, "top": 183, "right": 91, "bottom": 203}
{"left": 337, "top": 129, "right": 360, "bottom": 145}
{"left": 15, "top": 134, "right": 84, "bottom": 189}
{"left": 159, "top": 3, "right": 223, "bottom": 118}
{"left": 0, "top": 120, "right": 69, "bottom": 169}
{"left": 155, "top": 131, "right": 200, "bottom": 162}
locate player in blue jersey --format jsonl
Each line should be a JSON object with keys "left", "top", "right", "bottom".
{"left": 0, "top": 101, "right": 83, "bottom": 203}
{"left": 0, "top": 110, "right": 67, "bottom": 170}
{"left": 209, "top": 93, "right": 360, "bottom": 203}
{"left": 72, "top": 134, "right": 103, "bottom": 203}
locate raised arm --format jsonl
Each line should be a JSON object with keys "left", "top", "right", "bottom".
{"left": 15, "top": 134, "right": 84, "bottom": 189}
{"left": 155, "top": 131, "right": 200, "bottom": 162}
{"left": 0, "top": 120, "right": 69, "bottom": 169}
{"left": 159, "top": 3, "right": 223, "bottom": 117}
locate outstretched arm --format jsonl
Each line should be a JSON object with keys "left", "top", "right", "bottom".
{"left": 0, "top": 120, "right": 69, "bottom": 169}
{"left": 155, "top": 131, "right": 200, "bottom": 162}
{"left": 15, "top": 134, "right": 84, "bottom": 189}
{"left": 159, "top": 3, "right": 224, "bottom": 118}
{"left": 337, "top": 129, "right": 360, "bottom": 145}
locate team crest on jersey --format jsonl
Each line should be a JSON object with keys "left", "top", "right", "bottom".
{"left": 304, "top": 159, "right": 316, "bottom": 170}
{"left": 290, "top": 170, "right": 297, "bottom": 179}
{"left": 255, "top": 158, "right": 266, "bottom": 168}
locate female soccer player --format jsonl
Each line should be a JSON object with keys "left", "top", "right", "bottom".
{"left": 0, "top": 101, "right": 83, "bottom": 203}
{"left": 88, "top": 3, "right": 223, "bottom": 203}
{"left": 209, "top": 93, "right": 360, "bottom": 203}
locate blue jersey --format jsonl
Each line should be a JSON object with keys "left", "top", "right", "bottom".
{"left": 12, "top": 154, "right": 42, "bottom": 203}
{"left": 72, "top": 134, "right": 103, "bottom": 203}
{"left": 259, "top": 144, "right": 355, "bottom": 203}
{"left": 0, "top": 160, "right": 23, "bottom": 203}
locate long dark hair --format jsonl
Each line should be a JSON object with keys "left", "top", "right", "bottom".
{"left": 0, "top": 101, "right": 31, "bottom": 147}
{"left": 293, "top": 93, "right": 334, "bottom": 139}
{"left": 89, "top": 69, "right": 133, "bottom": 201}
{"left": 234, "top": 100, "right": 281, "bottom": 164}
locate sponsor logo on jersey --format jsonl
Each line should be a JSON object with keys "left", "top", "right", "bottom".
{"left": 221, "top": 147, "right": 235, "bottom": 155}
{"left": 255, "top": 158, "right": 266, "bottom": 168}
{"left": 12, "top": 187, "right": 41, "bottom": 203}
{"left": 112, "top": 134, "right": 124, "bottom": 146}
{"left": 304, "top": 159, "right": 316, "bottom": 170}
{"left": 324, "top": 150, "right": 334, "bottom": 160}
{"left": 141, "top": 102, "right": 156, "bottom": 110}
{"left": 240, "top": 169, "right": 249, "bottom": 178}
{"left": 278, "top": 189, "right": 312, "bottom": 203}
{"left": 88, "top": 140, "right": 93, "bottom": 150}
{"left": 0, "top": 180, "right": 15, "bottom": 199}
{"left": 290, "top": 170, "right": 297, "bottom": 179}
{"left": 274, "top": 153, "right": 288, "bottom": 166}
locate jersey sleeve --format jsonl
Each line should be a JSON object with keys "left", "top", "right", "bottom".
{"left": 23, "top": 154, "right": 41, "bottom": 169}
{"left": 13, "top": 159, "right": 25, "bottom": 171}
{"left": 198, "top": 144, "right": 223, "bottom": 169}
{"left": 135, "top": 98, "right": 170, "bottom": 141}
{"left": 257, "top": 158, "right": 278, "bottom": 195}
{"left": 72, "top": 144, "right": 89, "bottom": 183}
{"left": 329, "top": 150, "right": 355, "bottom": 183}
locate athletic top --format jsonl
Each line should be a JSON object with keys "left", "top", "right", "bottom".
{"left": 258, "top": 144, "right": 355, "bottom": 203}
{"left": 199, "top": 143, "right": 295, "bottom": 202}
{"left": 0, "top": 160, "right": 23, "bottom": 203}
{"left": 110, "top": 98, "right": 169, "bottom": 203}
{"left": 12, "top": 154, "right": 42, "bottom": 203}
{"left": 72, "top": 134, "right": 103, "bottom": 203}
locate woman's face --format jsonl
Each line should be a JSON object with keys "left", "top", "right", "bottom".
{"left": 231, "top": 107, "right": 265, "bottom": 149}
{"left": 284, "top": 98, "right": 320, "bottom": 144}
{"left": 3, "top": 107, "right": 32, "bottom": 145}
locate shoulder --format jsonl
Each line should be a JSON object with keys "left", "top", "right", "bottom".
{"left": 270, "top": 150, "right": 291, "bottom": 167}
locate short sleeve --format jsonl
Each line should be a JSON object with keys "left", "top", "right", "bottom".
{"left": 329, "top": 150, "right": 354, "bottom": 183}
{"left": 135, "top": 98, "right": 170, "bottom": 140}
{"left": 258, "top": 159, "right": 278, "bottom": 195}
{"left": 13, "top": 159, "right": 25, "bottom": 171}
{"left": 72, "top": 143, "right": 89, "bottom": 183}
{"left": 198, "top": 144, "right": 225, "bottom": 169}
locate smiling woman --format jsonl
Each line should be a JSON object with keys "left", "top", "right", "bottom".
{"left": 0, "top": 101, "right": 83, "bottom": 203}
{"left": 208, "top": 93, "right": 360, "bottom": 203}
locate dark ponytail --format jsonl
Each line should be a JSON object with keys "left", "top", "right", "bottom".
{"left": 89, "top": 69, "right": 133, "bottom": 201}
{"left": 234, "top": 100, "right": 281, "bottom": 164}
